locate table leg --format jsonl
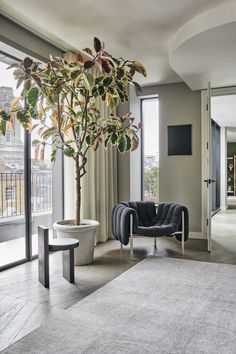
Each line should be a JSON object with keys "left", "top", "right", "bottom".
{"left": 38, "top": 226, "right": 49, "bottom": 288}
{"left": 63, "top": 249, "right": 75, "bottom": 283}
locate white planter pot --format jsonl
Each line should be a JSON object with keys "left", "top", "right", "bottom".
{"left": 53, "top": 219, "right": 99, "bottom": 265}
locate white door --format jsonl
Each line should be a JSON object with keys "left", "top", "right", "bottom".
{"left": 202, "top": 83, "right": 213, "bottom": 251}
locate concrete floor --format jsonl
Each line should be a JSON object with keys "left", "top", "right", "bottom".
{"left": 0, "top": 232, "right": 53, "bottom": 268}
{"left": 0, "top": 210, "right": 236, "bottom": 351}
{"left": 211, "top": 208, "right": 236, "bottom": 264}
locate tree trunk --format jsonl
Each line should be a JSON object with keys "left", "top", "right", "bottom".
{"left": 75, "top": 157, "right": 81, "bottom": 225}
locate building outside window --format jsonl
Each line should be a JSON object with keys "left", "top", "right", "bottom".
{"left": 5, "top": 185, "right": 16, "bottom": 201}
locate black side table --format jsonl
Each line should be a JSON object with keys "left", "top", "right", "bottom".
{"left": 38, "top": 225, "right": 79, "bottom": 288}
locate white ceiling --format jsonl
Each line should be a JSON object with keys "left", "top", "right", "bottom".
{"left": 169, "top": 1, "right": 236, "bottom": 90}
{"left": 211, "top": 95, "right": 236, "bottom": 128}
{"left": 211, "top": 95, "right": 236, "bottom": 142}
{"left": 0, "top": 0, "right": 233, "bottom": 87}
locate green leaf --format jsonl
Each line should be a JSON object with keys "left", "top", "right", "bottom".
{"left": 92, "top": 86, "right": 98, "bottom": 96}
{"left": 41, "top": 127, "right": 56, "bottom": 140}
{"left": 16, "top": 110, "right": 29, "bottom": 123}
{"left": 24, "top": 79, "right": 32, "bottom": 91}
{"left": 0, "top": 120, "right": 6, "bottom": 135}
{"left": 51, "top": 149, "right": 57, "bottom": 162}
{"left": 117, "top": 90, "right": 125, "bottom": 101}
{"left": 64, "top": 146, "right": 75, "bottom": 158}
{"left": 103, "top": 76, "right": 113, "bottom": 87}
{"left": 71, "top": 70, "right": 81, "bottom": 80}
{"left": 0, "top": 111, "right": 11, "bottom": 121}
{"left": 116, "top": 81, "right": 124, "bottom": 91}
{"left": 131, "top": 61, "right": 147, "bottom": 77}
{"left": 27, "top": 87, "right": 39, "bottom": 107}
{"left": 32, "top": 139, "right": 40, "bottom": 146}
{"left": 118, "top": 135, "right": 127, "bottom": 154}
{"left": 111, "top": 133, "right": 118, "bottom": 145}
{"left": 83, "top": 72, "right": 95, "bottom": 90}
{"left": 98, "top": 86, "right": 105, "bottom": 96}
{"left": 86, "top": 134, "right": 95, "bottom": 145}
{"left": 126, "top": 135, "right": 132, "bottom": 151}
{"left": 13, "top": 70, "right": 24, "bottom": 81}
{"left": 95, "top": 77, "right": 103, "bottom": 85}
{"left": 109, "top": 96, "right": 119, "bottom": 112}
{"left": 29, "top": 107, "right": 38, "bottom": 120}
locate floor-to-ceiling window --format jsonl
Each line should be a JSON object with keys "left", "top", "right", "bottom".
{"left": 141, "top": 97, "right": 159, "bottom": 202}
{"left": 0, "top": 50, "right": 63, "bottom": 270}
{"left": 0, "top": 55, "right": 26, "bottom": 267}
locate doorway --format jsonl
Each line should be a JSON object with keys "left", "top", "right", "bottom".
{"left": 210, "top": 94, "right": 236, "bottom": 248}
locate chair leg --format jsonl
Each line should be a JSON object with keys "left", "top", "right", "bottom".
{"left": 63, "top": 249, "right": 75, "bottom": 283}
{"left": 120, "top": 242, "right": 123, "bottom": 251}
{"left": 181, "top": 211, "right": 185, "bottom": 255}
{"left": 154, "top": 237, "right": 157, "bottom": 249}
{"left": 38, "top": 226, "right": 49, "bottom": 288}
{"left": 130, "top": 214, "right": 134, "bottom": 261}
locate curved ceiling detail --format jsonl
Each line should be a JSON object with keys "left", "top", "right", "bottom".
{"left": 169, "top": 2, "right": 236, "bottom": 90}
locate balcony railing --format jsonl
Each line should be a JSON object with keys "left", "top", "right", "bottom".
{"left": 0, "top": 172, "right": 52, "bottom": 218}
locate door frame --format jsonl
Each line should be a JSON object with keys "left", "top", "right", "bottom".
{"left": 201, "top": 86, "right": 236, "bottom": 250}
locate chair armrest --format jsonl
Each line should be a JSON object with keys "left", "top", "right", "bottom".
{"left": 112, "top": 204, "right": 138, "bottom": 245}
{"left": 175, "top": 206, "right": 189, "bottom": 242}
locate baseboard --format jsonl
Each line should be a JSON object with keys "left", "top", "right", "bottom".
{"left": 220, "top": 205, "right": 226, "bottom": 211}
{"left": 189, "top": 231, "right": 205, "bottom": 239}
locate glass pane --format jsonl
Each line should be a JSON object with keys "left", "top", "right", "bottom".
{"left": 31, "top": 117, "right": 53, "bottom": 256}
{"left": 142, "top": 98, "right": 159, "bottom": 202}
{"left": 0, "top": 57, "right": 26, "bottom": 267}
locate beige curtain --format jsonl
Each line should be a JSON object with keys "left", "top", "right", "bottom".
{"left": 81, "top": 144, "right": 117, "bottom": 243}
{"left": 63, "top": 53, "right": 118, "bottom": 242}
{"left": 81, "top": 67, "right": 118, "bottom": 242}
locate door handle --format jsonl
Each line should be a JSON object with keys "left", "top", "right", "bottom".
{"left": 204, "top": 178, "right": 216, "bottom": 186}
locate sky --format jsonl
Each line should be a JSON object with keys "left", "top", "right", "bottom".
{"left": 0, "top": 60, "right": 51, "bottom": 160}
{"left": 143, "top": 98, "right": 159, "bottom": 159}
{"left": 0, "top": 61, "right": 20, "bottom": 96}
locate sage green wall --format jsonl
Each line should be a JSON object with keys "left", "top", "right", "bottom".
{"left": 124, "top": 82, "right": 202, "bottom": 233}
{"left": 227, "top": 143, "right": 236, "bottom": 157}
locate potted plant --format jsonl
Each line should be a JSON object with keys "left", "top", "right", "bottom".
{"left": 0, "top": 37, "right": 146, "bottom": 265}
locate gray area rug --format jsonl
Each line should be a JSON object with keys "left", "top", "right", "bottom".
{"left": 2, "top": 257, "right": 236, "bottom": 354}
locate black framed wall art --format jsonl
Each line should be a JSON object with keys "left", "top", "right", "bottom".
{"left": 167, "top": 124, "right": 192, "bottom": 156}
